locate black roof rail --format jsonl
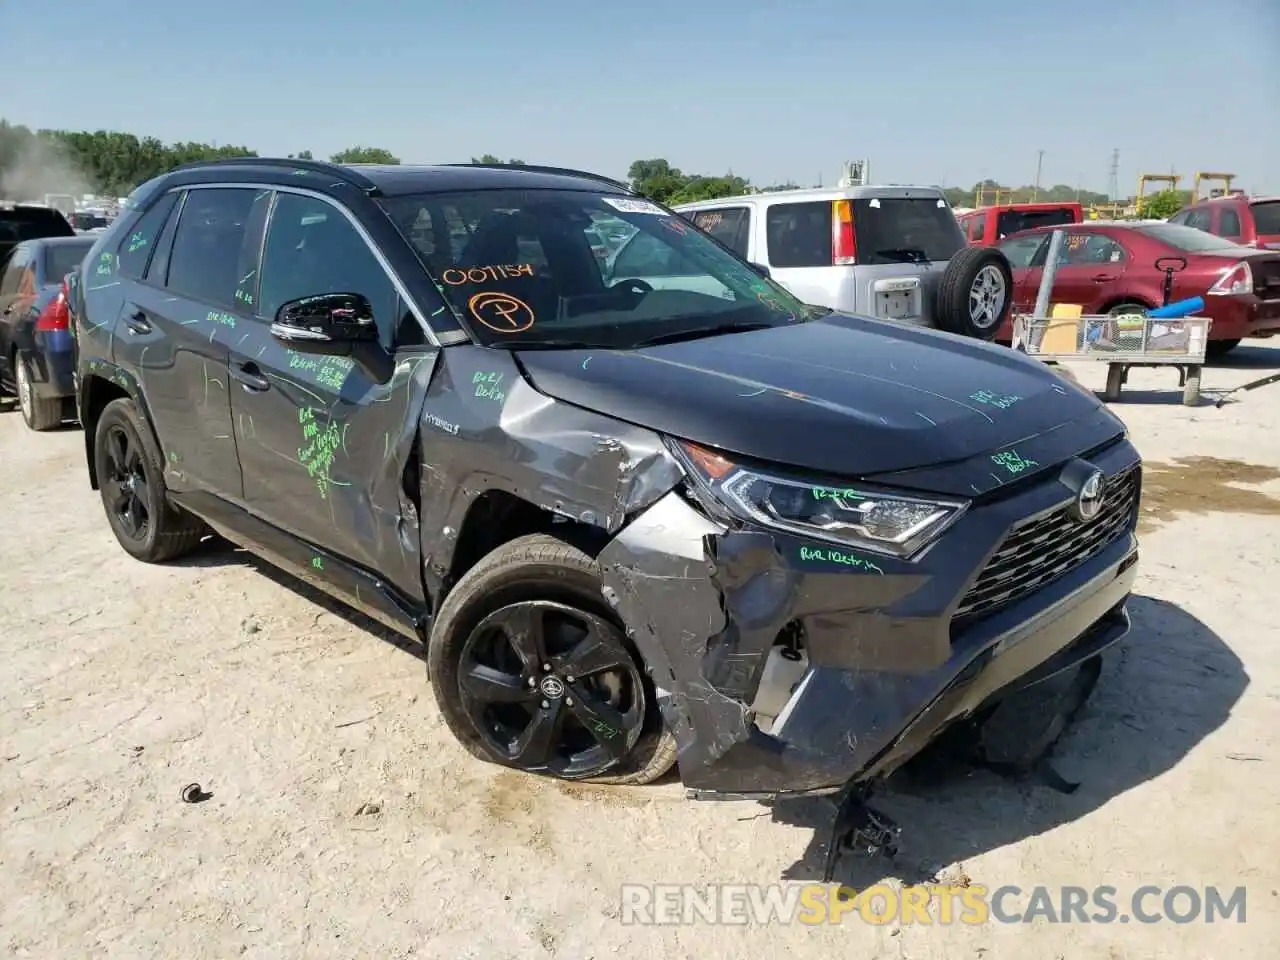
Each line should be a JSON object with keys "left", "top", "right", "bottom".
{"left": 441, "top": 163, "right": 633, "bottom": 194}
{"left": 166, "top": 157, "right": 381, "bottom": 194}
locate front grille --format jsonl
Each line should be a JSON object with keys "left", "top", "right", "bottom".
{"left": 955, "top": 464, "right": 1140, "bottom": 621}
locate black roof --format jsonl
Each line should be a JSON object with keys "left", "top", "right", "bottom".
{"left": 162, "top": 158, "right": 632, "bottom": 198}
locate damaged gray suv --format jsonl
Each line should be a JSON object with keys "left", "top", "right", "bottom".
{"left": 72, "top": 159, "right": 1140, "bottom": 861}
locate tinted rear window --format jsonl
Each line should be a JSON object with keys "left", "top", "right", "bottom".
{"left": 0, "top": 207, "right": 75, "bottom": 243}
{"left": 995, "top": 207, "right": 1077, "bottom": 238}
{"left": 765, "top": 201, "right": 832, "bottom": 268}
{"left": 1133, "top": 223, "right": 1244, "bottom": 252}
{"left": 852, "top": 197, "right": 965, "bottom": 264}
{"left": 43, "top": 241, "right": 94, "bottom": 284}
{"left": 1252, "top": 201, "right": 1280, "bottom": 235}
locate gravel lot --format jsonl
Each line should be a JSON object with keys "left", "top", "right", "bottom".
{"left": 3, "top": 347, "right": 1279, "bottom": 959}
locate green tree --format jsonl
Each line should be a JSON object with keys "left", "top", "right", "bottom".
{"left": 626, "top": 159, "right": 751, "bottom": 206}
{"left": 330, "top": 146, "right": 400, "bottom": 164}
{"left": 288, "top": 150, "right": 314, "bottom": 160}
{"left": 470, "top": 155, "right": 526, "bottom": 165}
{"left": 1137, "top": 189, "right": 1190, "bottom": 219}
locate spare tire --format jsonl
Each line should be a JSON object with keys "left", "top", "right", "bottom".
{"left": 935, "top": 246, "right": 1014, "bottom": 340}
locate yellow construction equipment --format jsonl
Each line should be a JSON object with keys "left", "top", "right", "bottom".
{"left": 1192, "top": 171, "right": 1236, "bottom": 201}
{"left": 1136, "top": 173, "right": 1181, "bottom": 210}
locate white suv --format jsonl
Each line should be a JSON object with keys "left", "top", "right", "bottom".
{"left": 662, "top": 186, "right": 1014, "bottom": 340}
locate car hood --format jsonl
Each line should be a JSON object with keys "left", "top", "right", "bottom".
{"left": 513, "top": 314, "right": 1121, "bottom": 492}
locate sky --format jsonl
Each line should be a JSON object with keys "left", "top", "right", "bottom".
{"left": 2, "top": 0, "right": 1277, "bottom": 195}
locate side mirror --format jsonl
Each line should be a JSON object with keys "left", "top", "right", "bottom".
{"left": 748, "top": 262, "right": 771, "bottom": 279}
{"left": 271, "top": 292, "right": 377, "bottom": 344}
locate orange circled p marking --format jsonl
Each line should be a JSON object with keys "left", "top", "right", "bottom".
{"left": 468, "top": 291, "right": 536, "bottom": 333}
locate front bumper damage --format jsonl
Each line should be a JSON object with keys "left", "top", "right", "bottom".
{"left": 597, "top": 438, "right": 1140, "bottom": 801}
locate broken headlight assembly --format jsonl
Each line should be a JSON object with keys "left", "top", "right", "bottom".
{"left": 670, "top": 440, "right": 967, "bottom": 560}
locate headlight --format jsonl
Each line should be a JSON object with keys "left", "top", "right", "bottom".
{"left": 671, "top": 440, "right": 966, "bottom": 560}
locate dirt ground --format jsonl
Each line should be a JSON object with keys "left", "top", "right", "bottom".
{"left": 3, "top": 347, "right": 1280, "bottom": 960}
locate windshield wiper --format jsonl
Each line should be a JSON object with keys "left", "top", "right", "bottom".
{"left": 634, "top": 321, "right": 776, "bottom": 347}
{"left": 875, "top": 247, "right": 928, "bottom": 264}
{"left": 506, "top": 339, "right": 608, "bottom": 350}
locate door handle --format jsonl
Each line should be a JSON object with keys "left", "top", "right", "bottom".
{"left": 230, "top": 360, "right": 270, "bottom": 392}
{"left": 1091, "top": 273, "right": 1117, "bottom": 283}
{"left": 123, "top": 311, "right": 151, "bottom": 335}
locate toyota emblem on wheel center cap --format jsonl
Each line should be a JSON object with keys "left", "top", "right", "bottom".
{"left": 1072, "top": 469, "right": 1105, "bottom": 522}
{"left": 539, "top": 676, "right": 566, "bottom": 699}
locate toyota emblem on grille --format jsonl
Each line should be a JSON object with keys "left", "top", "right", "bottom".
{"left": 1072, "top": 470, "right": 1105, "bottom": 522}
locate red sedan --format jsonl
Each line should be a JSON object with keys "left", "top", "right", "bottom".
{"left": 994, "top": 221, "right": 1280, "bottom": 357}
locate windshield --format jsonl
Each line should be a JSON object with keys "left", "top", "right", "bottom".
{"left": 43, "top": 240, "right": 94, "bottom": 283}
{"left": 1134, "top": 222, "right": 1246, "bottom": 253}
{"left": 995, "top": 207, "right": 1077, "bottom": 239}
{"left": 1252, "top": 201, "right": 1280, "bottom": 235}
{"left": 380, "top": 189, "right": 812, "bottom": 348}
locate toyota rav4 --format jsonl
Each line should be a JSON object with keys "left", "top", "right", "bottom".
{"left": 71, "top": 159, "right": 1141, "bottom": 843}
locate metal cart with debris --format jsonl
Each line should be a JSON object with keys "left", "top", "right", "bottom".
{"left": 1011, "top": 232, "right": 1212, "bottom": 406}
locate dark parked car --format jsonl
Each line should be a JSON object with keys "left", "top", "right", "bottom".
{"left": 0, "top": 235, "right": 94, "bottom": 429}
{"left": 72, "top": 158, "right": 1140, "bottom": 851}
{"left": 0, "top": 200, "right": 76, "bottom": 267}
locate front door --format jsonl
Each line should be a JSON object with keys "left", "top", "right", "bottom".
{"left": 1046, "top": 231, "right": 1129, "bottom": 314}
{"left": 228, "top": 189, "right": 437, "bottom": 600}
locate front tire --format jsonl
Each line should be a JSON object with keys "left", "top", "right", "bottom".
{"left": 1206, "top": 338, "right": 1241, "bottom": 360}
{"left": 92, "top": 398, "right": 207, "bottom": 562}
{"left": 427, "top": 534, "right": 678, "bottom": 785}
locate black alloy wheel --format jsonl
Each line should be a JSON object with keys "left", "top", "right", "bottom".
{"left": 456, "top": 599, "right": 647, "bottom": 778}
{"left": 102, "top": 422, "right": 152, "bottom": 542}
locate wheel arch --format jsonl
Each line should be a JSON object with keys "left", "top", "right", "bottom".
{"left": 80, "top": 367, "right": 161, "bottom": 489}
{"left": 438, "top": 487, "right": 611, "bottom": 612}
{"left": 1099, "top": 294, "right": 1156, "bottom": 314}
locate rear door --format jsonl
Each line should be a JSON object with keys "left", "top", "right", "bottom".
{"left": 111, "top": 186, "right": 265, "bottom": 500}
{"left": 1250, "top": 200, "right": 1280, "bottom": 249}
{"left": 0, "top": 244, "right": 33, "bottom": 385}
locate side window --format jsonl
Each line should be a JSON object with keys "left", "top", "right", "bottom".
{"left": 1168, "top": 210, "right": 1190, "bottom": 226}
{"left": 1217, "top": 208, "right": 1242, "bottom": 239}
{"left": 970, "top": 217, "right": 986, "bottom": 242}
{"left": 691, "top": 207, "right": 750, "bottom": 257}
{"left": 1061, "top": 234, "right": 1125, "bottom": 265}
{"left": 997, "top": 234, "right": 1046, "bottom": 269}
{"left": 0, "top": 246, "right": 30, "bottom": 296}
{"left": 1184, "top": 209, "right": 1212, "bottom": 232}
{"left": 765, "top": 201, "right": 833, "bottom": 268}
{"left": 165, "top": 188, "right": 265, "bottom": 308}
{"left": 259, "top": 192, "right": 401, "bottom": 348}
{"left": 116, "top": 191, "right": 179, "bottom": 280}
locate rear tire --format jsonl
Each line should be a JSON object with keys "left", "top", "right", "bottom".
{"left": 427, "top": 533, "right": 678, "bottom": 786}
{"left": 935, "top": 246, "right": 1013, "bottom": 340}
{"left": 16, "top": 355, "right": 63, "bottom": 431}
{"left": 92, "top": 397, "right": 207, "bottom": 562}
{"left": 1206, "top": 338, "right": 1241, "bottom": 360}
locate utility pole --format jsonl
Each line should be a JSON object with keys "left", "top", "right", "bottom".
{"left": 1107, "top": 148, "right": 1120, "bottom": 203}
{"left": 1033, "top": 150, "right": 1045, "bottom": 201}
